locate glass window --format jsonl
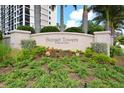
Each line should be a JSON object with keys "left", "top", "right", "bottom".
{"left": 25, "top": 8, "right": 30, "bottom": 15}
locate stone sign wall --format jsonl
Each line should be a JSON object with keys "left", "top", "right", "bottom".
{"left": 3, "top": 30, "right": 113, "bottom": 55}
{"left": 31, "top": 32, "right": 94, "bottom": 51}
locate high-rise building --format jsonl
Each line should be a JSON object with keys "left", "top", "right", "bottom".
{"left": 0, "top": 5, "right": 56, "bottom": 34}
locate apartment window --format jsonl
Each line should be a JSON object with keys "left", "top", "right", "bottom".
{"left": 20, "top": 5, "right": 23, "bottom": 8}
{"left": 25, "top": 15, "right": 30, "bottom": 22}
{"left": 14, "top": 6, "right": 16, "bottom": 11}
{"left": 20, "top": 8, "right": 23, "bottom": 15}
{"left": 49, "top": 11, "right": 51, "bottom": 14}
{"left": 19, "top": 22, "right": 23, "bottom": 25}
{"left": 49, "top": 22, "right": 51, "bottom": 24}
{"left": 25, "top": 5, "right": 30, "bottom": 8}
{"left": 19, "top": 15, "right": 23, "bottom": 22}
{"left": 25, "top": 8, "right": 30, "bottom": 15}
{"left": 17, "top": 10, "right": 20, "bottom": 15}
{"left": 14, "top": 18, "right": 16, "bottom": 23}
{"left": 25, "top": 22, "right": 30, "bottom": 26}
{"left": 17, "top": 5, "right": 23, "bottom": 9}
{"left": 14, "top": 12, "right": 16, "bottom": 17}
{"left": 14, "top": 24, "right": 16, "bottom": 29}
{"left": 49, "top": 17, "right": 51, "bottom": 19}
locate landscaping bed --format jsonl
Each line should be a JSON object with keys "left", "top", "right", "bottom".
{"left": 0, "top": 45, "right": 124, "bottom": 88}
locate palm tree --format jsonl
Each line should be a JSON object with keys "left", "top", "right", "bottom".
{"left": 89, "top": 5, "right": 124, "bottom": 36}
{"left": 51, "top": 5, "right": 77, "bottom": 32}
{"left": 82, "top": 5, "right": 88, "bottom": 34}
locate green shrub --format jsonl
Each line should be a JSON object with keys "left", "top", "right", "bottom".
{"left": 93, "top": 54, "right": 116, "bottom": 64}
{"left": 0, "top": 42, "right": 11, "bottom": 61}
{"left": 88, "top": 79, "right": 107, "bottom": 88}
{"left": 110, "top": 45, "right": 123, "bottom": 57}
{"left": 0, "top": 58, "right": 14, "bottom": 68}
{"left": 17, "top": 26, "right": 35, "bottom": 34}
{"left": 25, "top": 68, "right": 44, "bottom": 80}
{"left": 40, "top": 26, "right": 59, "bottom": 33}
{"left": 116, "top": 35, "right": 124, "bottom": 45}
{"left": 14, "top": 59, "right": 30, "bottom": 68}
{"left": 64, "top": 27, "right": 82, "bottom": 33}
{"left": 91, "top": 42, "right": 108, "bottom": 55}
{"left": 48, "top": 61, "right": 63, "bottom": 71}
{"left": 31, "top": 46, "right": 46, "bottom": 56}
{"left": 0, "top": 31, "right": 3, "bottom": 41}
{"left": 21, "top": 39, "right": 36, "bottom": 49}
{"left": 6, "top": 79, "right": 26, "bottom": 88}
{"left": 76, "top": 67, "right": 89, "bottom": 78}
{"left": 84, "top": 47, "right": 95, "bottom": 58}
{"left": 28, "top": 61, "right": 41, "bottom": 69}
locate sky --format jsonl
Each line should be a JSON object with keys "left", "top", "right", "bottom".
{"left": 56, "top": 5, "right": 95, "bottom": 28}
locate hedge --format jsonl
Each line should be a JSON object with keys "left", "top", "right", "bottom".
{"left": 40, "top": 26, "right": 60, "bottom": 33}
{"left": 64, "top": 27, "right": 82, "bottom": 33}
{"left": 17, "top": 26, "right": 35, "bottom": 34}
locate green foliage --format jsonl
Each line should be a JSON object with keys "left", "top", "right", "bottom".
{"left": 34, "top": 70, "right": 79, "bottom": 88}
{"left": 93, "top": 54, "right": 116, "bottom": 64}
{"left": 40, "top": 26, "right": 59, "bottom": 33}
{"left": 28, "top": 61, "right": 41, "bottom": 69}
{"left": 25, "top": 68, "right": 45, "bottom": 80}
{"left": 76, "top": 67, "right": 89, "bottom": 78}
{"left": 88, "top": 79, "right": 108, "bottom": 88}
{"left": 14, "top": 59, "right": 29, "bottom": 69}
{"left": 0, "top": 58, "right": 14, "bottom": 68}
{"left": 110, "top": 45, "right": 123, "bottom": 57}
{"left": 5, "top": 79, "right": 26, "bottom": 88}
{"left": 1, "top": 46, "right": 124, "bottom": 88}
{"left": 31, "top": 46, "right": 46, "bottom": 56}
{"left": 22, "top": 49, "right": 32, "bottom": 59}
{"left": 48, "top": 61, "right": 64, "bottom": 71}
{"left": 115, "top": 35, "right": 124, "bottom": 45}
{"left": 0, "top": 31, "right": 3, "bottom": 40}
{"left": 113, "top": 65, "right": 124, "bottom": 73}
{"left": 64, "top": 27, "right": 82, "bottom": 33}
{"left": 79, "top": 21, "right": 104, "bottom": 34}
{"left": 0, "top": 42, "right": 11, "bottom": 61}
{"left": 17, "top": 26, "right": 35, "bottom": 34}
{"left": 84, "top": 47, "right": 94, "bottom": 58}
{"left": 88, "top": 21, "right": 104, "bottom": 34}
{"left": 21, "top": 39, "right": 36, "bottom": 49}
{"left": 91, "top": 42, "right": 108, "bottom": 55}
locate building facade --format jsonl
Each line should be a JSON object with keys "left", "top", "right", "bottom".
{"left": 0, "top": 5, "right": 56, "bottom": 34}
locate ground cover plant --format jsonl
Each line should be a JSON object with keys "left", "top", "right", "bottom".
{"left": 0, "top": 43, "right": 124, "bottom": 88}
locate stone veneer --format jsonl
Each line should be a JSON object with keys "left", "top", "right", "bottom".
{"left": 3, "top": 30, "right": 113, "bottom": 56}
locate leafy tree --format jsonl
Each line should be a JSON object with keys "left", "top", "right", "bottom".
{"left": 79, "top": 21, "right": 104, "bottom": 34}
{"left": 89, "top": 5, "right": 124, "bottom": 36}
{"left": 88, "top": 21, "right": 104, "bottom": 34}
{"left": 116, "top": 35, "right": 124, "bottom": 45}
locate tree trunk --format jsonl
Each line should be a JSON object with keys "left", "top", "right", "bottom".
{"left": 111, "top": 22, "right": 115, "bottom": 36}
{"left": 60, "top": 5, "right": 64, "bottom": 32}
{"left": 106, "top": 9, "right": 110, "bottom": 31}
{"left": 82, "top": 5, "right": 88, "bottom": 34}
